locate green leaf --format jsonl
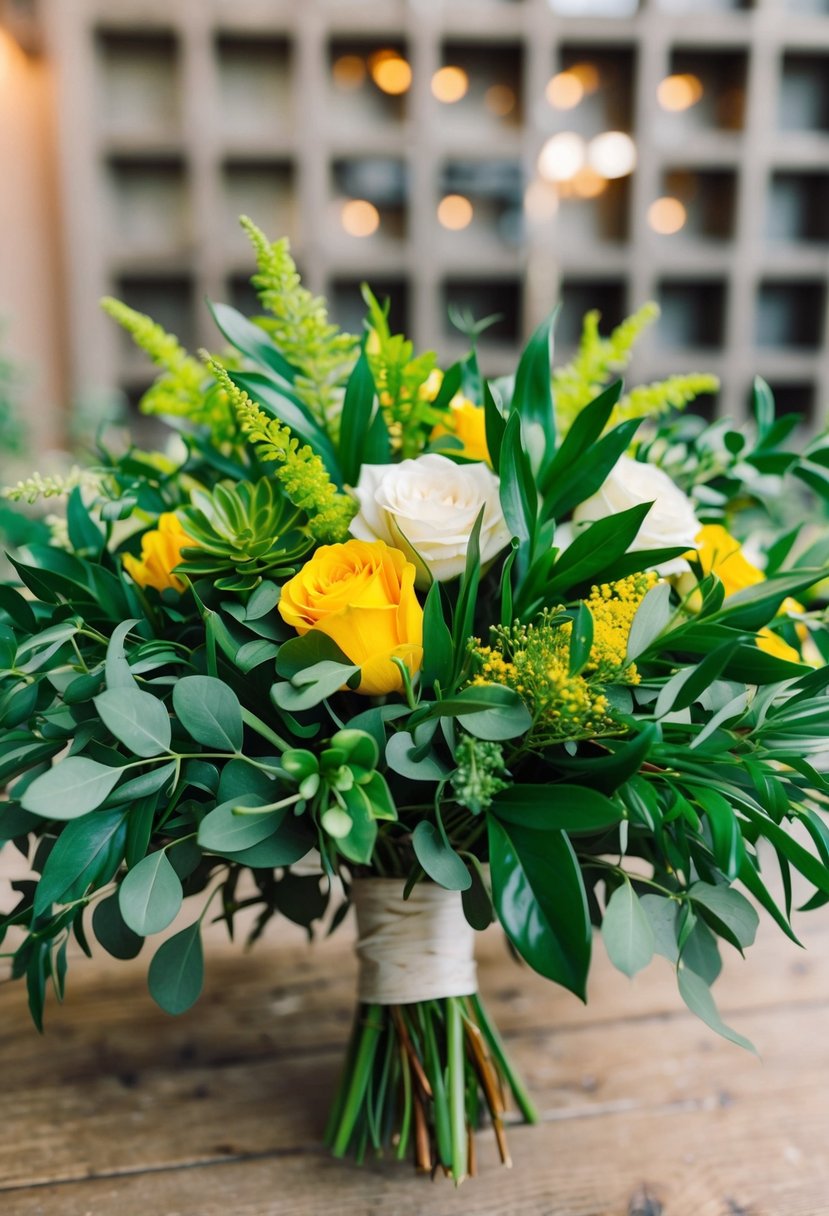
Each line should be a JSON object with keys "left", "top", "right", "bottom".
{"left": 654, "top": 641, "right": 739, "bottom": 719}
{"left": 483, "top": 380, "right": 506, "bottom": 473}
{"left": 689, "top": 882, "right": 758, "bottom": 950}
{"left": 462, "top": 857, "right": 494, "bottom": 929}
{"left": 94, "top": 687, "right": 172, "bottom": 757}
{"left": 421, "top": 581, "right": 454, "bottom": 693}
{"left": 275, "top": 630, "right": 352, "bottom": 678}
{"left": 546, "top": 502, "right": 653, "bottom": 597}
{"left": 677, "top": 965, "right": 755, "bottom": 1053}
{"left": 173, "top": 675, "right": 244, "bottom": 751}
{"left": 222, "top": 818, "right": 312, "bottom": 867}
{"left": 148, "top": 922, "right": 204, "bottom": 1015}
{"left": 339, "top": 351, "right": 379, "bottom": 485}
{"left": 568, "top": 602, "right": 594, "bottom": 676}
{"left": 271, "top": 660, "right": 359, "bottom": 712}
{"left": 488, "top": 816, "right": 590, "bottom": 999}
{"left": 639, "top": 894, "right": 679, "bottom": 963}
{"left": 602, "top": 883, "right": 655, "bottom": 978}
{"left": 491, "top": 783, "right": 623, "bottom": 833}
{"left": 208, "top": 300, "right": 298, "bottom": 383}
{"left": 627, "top": 581, "right": 672, "bottom": 660}
{"left": 198, "top": 794, "right": 287, "bottom": 853}
{"left": 333, "top": 784, "right": 378, "bottom": 865}
{"left": 67, "top": 486, "right": 105, "bottom": 557}
{"left": 229, "top": 368, "right": 341, "bottom": 480}
{"left": 412, "top": 821, "right": 471, "bottom": 891}
{"left": 498, "top": 412, "right": 537, "bottom": 547}
{"left": 92, "top": 893, "right": 144, "bottom": 960}
{"left": 119, "top": 850, "right": 184, "bottom": 936}
{"left": 451, "top": 509, "right": 485, "bottom": 680}
{"left": 22, "top": 757, "right": 123, "bottom": 820}
{"left": 34, "top": 810, "right": 127, "bottom": 916}
{"left": 510, "top": 311, "right": 556, "bottom": 474}
{"left": 386, "top": 731, "right": 450, "bottom": 782}
{"left": 553, "top": 724, "right": 659, "bottom": 795}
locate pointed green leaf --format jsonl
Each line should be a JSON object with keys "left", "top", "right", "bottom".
{"left": 119, "top": 850, "right": 184, "bottom": 936}
{"left": 148, "top": 922, "right": 204, "bottom": 1015}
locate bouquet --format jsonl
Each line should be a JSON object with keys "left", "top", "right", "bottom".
{"left": 3, "top": 218, "right": 829, "bottom": 1185}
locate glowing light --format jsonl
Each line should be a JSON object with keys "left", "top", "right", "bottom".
{"left": 546, "top": 71, "right": 584, "bottom": 110}
{"left": 587, "top": 131, "right": 636, "bottom": 179}
{"left": 537, "top": 132, "right": 586, "bottom": 183}
{"left": 437, "top": 194, "right": 474, "bottom": 230}
{"left": 524, "top": 179, "right": 559, "bottom": 223}
{"left": 657, "top": 73, "right": 704, "bottom": 112}
{"left": 572, "top": 166, "right": 608, "bottom": 198}
{"left": 332, "top": 55, "right": 366, "bottom": 90}
{"left": 369, "top": 50, "right": 412, "bottom": 95}
{"left": 484, "top": 83, "right": 516, "bottom": 117}
{"left": 569, "top": 62, "right": 600, "bottom": 93}
{"left": 431, "top": 66, "right": 469, "bottom": 103}
{"left": 341, "top": 199, "right": 380, "bottom": 237}
{"left": 648, "top": 196, "right": 687, "bottom": 235}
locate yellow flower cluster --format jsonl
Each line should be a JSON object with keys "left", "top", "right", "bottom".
{"left": 470, "top": 575, "right": 657, "bottom": 745}
{"left": 471, "top": 621, "right": 607, "bottom": 747}
{"left": 580, "top": 572, "right": 659, "bottom": 684}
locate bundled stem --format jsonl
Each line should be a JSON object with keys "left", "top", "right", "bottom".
{"left": 324, "top": 995, "right": 538, "bottom": 1184}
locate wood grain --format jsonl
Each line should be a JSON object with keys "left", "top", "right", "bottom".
{"left": 1, "top": 906, "right": 829, "bottom": 1214}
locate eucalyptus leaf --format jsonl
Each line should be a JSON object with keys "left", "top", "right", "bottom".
{"left": 173, "top": 675, "right": 244, "bottom": 751}
{"left": 412, "top": 821, "right": 471, "bottom": 891}
{"left": 21, "top": 757, "right": 123, "bottom": 820}
{"left": 119, "top": 850, "right": 184, "bottom": 936}
{"left": 148, "top": 922, "right": 204, "bottom": 1015}
{"left": 602, "top": 883, "right": 655, "bottom": 978}
{"left": 94, "top": 687, "right": 171, "bottom": 758}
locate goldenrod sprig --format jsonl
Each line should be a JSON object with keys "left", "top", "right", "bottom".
{"left": 206, "top": 358, "right": 356, "bottom": 543}
{"left": 101, "top": 298, "right": 237, "bottom": 442}
{"left": 240, "top": 217, "right": 358, "bottom": 434}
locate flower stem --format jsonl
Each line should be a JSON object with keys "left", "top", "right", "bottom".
{"left": 447, "top": 996, "right": 468, "bottom": 1185}
{"left": 330, "top": 1004, "right": 383, "bottom": 1158}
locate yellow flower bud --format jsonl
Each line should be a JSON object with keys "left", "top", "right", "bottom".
{"left": 122, "top": 513, "right": 193, "bottom": 594}
{"left": 431, "top": 395, "right": 490, "bottom": 464}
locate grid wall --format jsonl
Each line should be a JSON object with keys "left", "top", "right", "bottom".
{"left": 45, "top": 0, "right": 829, "bottom": 431}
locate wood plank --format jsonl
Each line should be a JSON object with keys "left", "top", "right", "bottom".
{"left": 1, "top": 943, "right": 829, "bottom": 1193}
{"left": 4, "top": 1095, "right": 829, "bottom": 1216}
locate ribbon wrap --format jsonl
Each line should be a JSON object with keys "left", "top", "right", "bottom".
{"left": 353, "top": 878, "right": 478, "bottom": 1005}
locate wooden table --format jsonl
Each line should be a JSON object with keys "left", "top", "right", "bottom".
{"left": 1, "top": 904, "right": 828, "bottom": 1216}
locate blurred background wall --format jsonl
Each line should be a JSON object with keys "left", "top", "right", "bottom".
{"left": 1, "top": 0, "right": 828, "bottom": 453}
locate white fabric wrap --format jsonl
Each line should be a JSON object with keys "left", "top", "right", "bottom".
{"left": 353, "top": 878, "right": 478, "bottom": 1005}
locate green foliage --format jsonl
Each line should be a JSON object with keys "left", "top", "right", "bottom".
{"left": 362, "top": 287, "right": 439, "bottom": 458}
{"left": 553, "top": 303, "right": 718, "bottom": 435}
{"left": 101, "top": 297, "right": 237, "bottom": 443}
{"left": 240, "top": 216, "right": 358, "bottom": 433}
{"left": 209, "top": 358, "right": 356, "bottom": 542}
{"left": 450, "top": 736, "right": 509, "bottom": 814}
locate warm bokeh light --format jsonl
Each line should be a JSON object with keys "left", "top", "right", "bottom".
{"left": 331, "top": 55, "right": 366, "bottom": 90}
{"left": 484, "top": 83, "right": 516, "bottom": 117}
{"left": 524, "top": 178, "right": 560, "bottom": 223}
{"left": 657, "top": 73, "right": 704, "bottom": 112}
{"left": 537, "top": 132, "right": 586, "bottom": 182}
{"left": 437, "top": 194, "right": 474, "bottom": 230}
{"left": 587, "top": 131, "right": 636, "bottom": 179}
{"left": 546, "top": 71, "right": 584, "bottom": 110}
{"left": 647, "top": 196, "right": 687, "bottom": 235}
{"left": 431, "top": 66, "right": 469, "bottom": 104}
{"left": 572, "top": 166, "right": 608, "bottom": 198}
{"left": 369, "top": 50, "right": 412, "bottom": 95}
{"left": 341, "top": 199, "right": 380, "bottom": 237}
{"left": 569, "top": 62, "right": 600, "bottom": 94}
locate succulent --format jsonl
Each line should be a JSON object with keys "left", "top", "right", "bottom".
{"left": 178, "top": 477, "right": 312, "bottom": 592}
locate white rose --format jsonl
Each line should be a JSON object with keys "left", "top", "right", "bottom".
{"left": 350, "top": 453, "right": 511, "bottom": 586}
{"left": 572, "top": 455, "right": 701, "bottom": 576}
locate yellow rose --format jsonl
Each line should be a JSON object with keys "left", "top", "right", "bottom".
{"left": 694, "top": 523, "right": 801, "bottom": 663}
{"left": 278, "top": 539, "right": 423, "bottom": 696}
{"left": 123, "top": 513, "right": 193, "bottom": 594}
{"left": 430, "top": 395, "right": 490, "bottom": 464}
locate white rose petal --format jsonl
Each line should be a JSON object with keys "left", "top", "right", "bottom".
{"left": 351, "top": 453, "right": 511, "bottom": 585}
{"left": 572, "top": 455, "right": 701, "bottom": 576}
